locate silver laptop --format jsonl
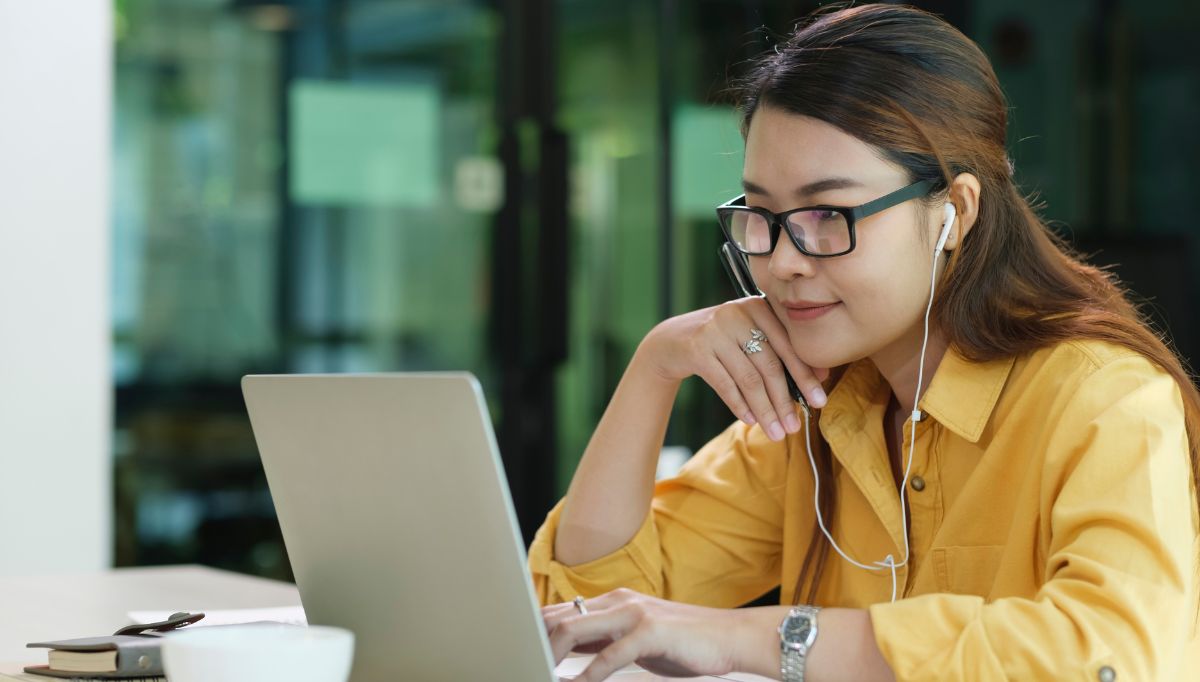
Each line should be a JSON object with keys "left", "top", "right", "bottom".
{"left": 241, "top": 373, "right": 560, "bottom": 681}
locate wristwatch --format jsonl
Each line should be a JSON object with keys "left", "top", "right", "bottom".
{"left": 779, "top": 605, "right": 820, "bottom": 682}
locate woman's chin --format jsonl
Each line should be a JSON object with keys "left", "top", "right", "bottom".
{"left": 793, "top": 347, "right": 858, "bottom": 375}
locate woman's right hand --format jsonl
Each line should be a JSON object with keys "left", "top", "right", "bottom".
{"left": 638, "top": 296, "right": 829, "bottom": 441}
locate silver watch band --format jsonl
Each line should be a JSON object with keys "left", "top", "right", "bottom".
{"left": 779, "top": 605, "right": 820, "bottom": 682}
{"left": 781, "top": 643, "right": 807, "bottom": 682}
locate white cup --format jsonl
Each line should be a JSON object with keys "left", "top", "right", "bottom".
{"left": 162, "top": 624, "right": 355, "bottom": 682}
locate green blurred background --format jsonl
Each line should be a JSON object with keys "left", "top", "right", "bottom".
{"left": 110, "top": 0, "right": 1200, "bottom": 581}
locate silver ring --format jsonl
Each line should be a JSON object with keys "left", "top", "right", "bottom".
{"left": 573, "top": 596, "right": 588, "bottom": 616}
{"left": 744, "top": 328, "right": 766, "bottom": 355}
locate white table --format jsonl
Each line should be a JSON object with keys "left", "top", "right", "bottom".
{"left": 0, "top": 565, "right": 772, "bottom": 681}
{"left": 0, "top": 565, "right": 301, "bottom": 675}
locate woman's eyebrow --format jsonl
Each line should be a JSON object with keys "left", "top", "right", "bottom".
{"left": 741, "top": 176, "right": 864, "bottom": 198}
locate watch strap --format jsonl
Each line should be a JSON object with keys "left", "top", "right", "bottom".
{"left": 781, "top": 642, "right": 807, "bottom": 682}
{"left": 779, "top": 605, "right": 820, "bottom": 682}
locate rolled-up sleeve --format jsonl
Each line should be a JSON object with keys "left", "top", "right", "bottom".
{"left": 870, "top": 355, "right": 1200, "bottom": 680}
{"left": 528, "top": 419, "right": 789, "bottom": 607}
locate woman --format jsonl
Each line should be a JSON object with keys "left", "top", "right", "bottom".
{"left": 531, "top": 3, "right": 1200, "bottom": 681}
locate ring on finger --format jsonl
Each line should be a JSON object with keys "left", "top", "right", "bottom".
{"left": 744, "top": 328, "right": 766, "bottom": 355}
{"left": 573, "top": 595, "right": 588, "bottom": 616}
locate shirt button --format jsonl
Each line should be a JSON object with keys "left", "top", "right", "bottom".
{"left": 910, "top": 475, "right": 926, "bottom": 492}
{"left": 1098, "top": 666, "right": 1116, "bottom": 682}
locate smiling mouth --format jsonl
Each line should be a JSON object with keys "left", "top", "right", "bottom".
{"left": 781, "top": 301, "right": 840, "bottom": 320}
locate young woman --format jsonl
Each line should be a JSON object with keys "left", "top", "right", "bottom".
{"left": 531, "top": 4, "right": 1200, "bottom": 681}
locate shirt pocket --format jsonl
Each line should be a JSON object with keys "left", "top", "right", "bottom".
{"left": 932, "top": 545, "right": 1005, "bottom": 596}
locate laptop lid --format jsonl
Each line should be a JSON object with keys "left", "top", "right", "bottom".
{"left": 242, "top": 373, "right": 557, "bottom": 682}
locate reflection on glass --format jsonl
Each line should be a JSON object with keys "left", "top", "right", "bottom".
{"left": 113, "top": 0, "right": 499, "bottom": 578}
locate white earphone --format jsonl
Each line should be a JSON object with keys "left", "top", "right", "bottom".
{"left": 935, "top": 202, "right": 956, "bottom": 252}
{"left": 800, "top": 201, "right": 957, "bottom": 602}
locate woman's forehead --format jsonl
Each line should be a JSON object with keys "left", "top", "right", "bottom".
{"left": 743, "top": 105, "right": 903, "bottom": 198}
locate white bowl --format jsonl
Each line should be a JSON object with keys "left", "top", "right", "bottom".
{"left": 162, "top": 624, "right": 354, "bottom": 682}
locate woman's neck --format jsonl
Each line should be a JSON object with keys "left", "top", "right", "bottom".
{"left": 870, "top": 327, "right": 950, "bottom": 416}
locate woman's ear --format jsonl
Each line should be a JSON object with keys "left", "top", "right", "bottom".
{"left": 943, "top": 173, "right": 981, "bottom": 251}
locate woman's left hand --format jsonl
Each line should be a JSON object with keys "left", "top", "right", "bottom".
{"left": 540, "top": 588, "right": 746, "bottom": 681}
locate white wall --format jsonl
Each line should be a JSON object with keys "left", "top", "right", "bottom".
{"left": 0, "top": 1, "right": 113, "bottom": 573}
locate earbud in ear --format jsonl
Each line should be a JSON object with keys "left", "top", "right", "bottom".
{"left": 934, "top": 203, "right": 956, "bottom": 252}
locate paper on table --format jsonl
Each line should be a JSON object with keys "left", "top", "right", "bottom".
{"left": 127, "top": 606, "right": 307, "bottom": 627}
{"left": 554, "top": 653, "right": 646, "bottom": 678}
{"left": 552, "top": 654, "right": 775, "bottom": 681}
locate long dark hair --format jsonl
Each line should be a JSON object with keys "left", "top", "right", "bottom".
{"left": 731, "top": 2, "right": 1200, "bottom": 605}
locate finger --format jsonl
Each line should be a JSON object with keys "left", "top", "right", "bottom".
{"left": 575, "top": 623, "right": 654, "bottom": 682}
{"left": 695, "top": 353, "right": 757, "bottom": 427}
{"left": 580, "top": 588, "right": 639, "bottom": 610}
{"left": 718, "top": 338, "right": 786, "bottom": 441}
{"left": 542, "top": 603, "right": 577, "bottom": 632}
{"left": 542, "top": 602, "right": 573, "bottom": 617}
{"left": 542, "top": 590, "right": 632, "bottom": 634}
{"left": 563, "top": 638, "right": 613, "bottom": 656}
{"left": 543, "top": 601, "right": 596, "bottom": 633}
{"left": 547, "top": 606, "right": 642, "bottom": 666}
{"left": 747, "top": 303, "right": 828, "bottom": 409}
{"left": 726, "top": 327, "right": 799, "bottom": 435}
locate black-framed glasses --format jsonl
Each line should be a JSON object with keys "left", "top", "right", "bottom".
{"left": 716, "top": 179, "right": 936, "bottom": 257}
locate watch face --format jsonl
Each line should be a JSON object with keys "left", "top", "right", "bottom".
{"left": 782, "top": 611, "right": 815, "bottom": 645}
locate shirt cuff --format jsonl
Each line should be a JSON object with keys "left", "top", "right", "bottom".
{"left": 869, "top": 593, "right": 997, "bottom": 679}
{"left": 527, "top": 497, "right": 663, "bottom": 605}
{"left": 868, "top": 593, "right": 1120, "bottom": 681}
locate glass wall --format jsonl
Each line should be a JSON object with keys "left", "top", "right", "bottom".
{"left": 112, "top": 0, "right": 505, "bottom": 577}
{"left": 112, "top": 0, "right": 1200, "bottom": 578}
{"left": 113, "top": 0, "right": 288, "bottom": 575}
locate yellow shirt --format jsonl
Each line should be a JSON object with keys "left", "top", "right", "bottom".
{"left": 528, "top": 339, "right": 1200, "bottom": 680}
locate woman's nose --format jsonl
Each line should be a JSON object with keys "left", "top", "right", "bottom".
{"left": 766, "top": 229, "right": 818, "bottom": 280}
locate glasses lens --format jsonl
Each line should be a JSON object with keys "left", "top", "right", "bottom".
{"left": 724, "top": 210, "right": 772, "bottom": 254}
{"left": 786, "top": 210, "right": 851, "bottom": 255}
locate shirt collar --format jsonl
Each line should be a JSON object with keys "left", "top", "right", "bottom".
{"left": 919, "top": 346, "right": 1015, "bottom": 442}
{"left": 822, "top": 344, "right": 1015, "bottom": 443}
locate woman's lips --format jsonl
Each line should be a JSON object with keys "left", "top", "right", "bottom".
{"left": 783, "top": 301, "right": 840, "bottom": 321}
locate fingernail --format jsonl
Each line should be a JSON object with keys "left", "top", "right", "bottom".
{"left": 785, "top": 412, "right": 801, "bottom": 433}
{"left": 812, "top": 387, "right": 827, "bottom": 407}
{"left": 768, "top": 421, "right": 785, "bottom": 441}
{"left": 743, "top": 412, "right": 757, "bottom": 425}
